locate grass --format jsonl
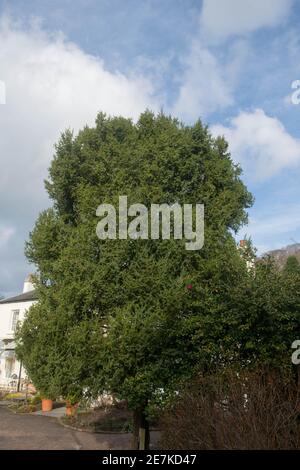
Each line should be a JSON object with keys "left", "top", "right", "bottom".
{"left": 4, "top": 392, "right": 25, "bottom": 400}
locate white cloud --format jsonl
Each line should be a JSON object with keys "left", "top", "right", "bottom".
{"left": 174, "top": 0, "right": 294, "bottom": 121}
{"left": 240, "top": 203, "right": 300, "bottom": 255}
{"left": 250, "top": 208, "right": 300, "bottom": 238}
{"left": 0, "top": 227, "right": 14, "bottom": 250}
{"left": 0, "top": 17, "right": 158, "bottom": 294}
{"left": 0, "top": 17, "right": 158, "bottom": 208}
{"left": 211, "top": 109, "right": 300, "bottom": 181}
{"left": 172, "top": 43, "right": 233, "bottom": 121}
{"left": 200, "top": 0, "right": 293, "bottom": 42}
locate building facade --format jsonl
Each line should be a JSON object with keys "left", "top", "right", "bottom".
{"left": 0, "top": 276, "right": 38, "bottom": 391}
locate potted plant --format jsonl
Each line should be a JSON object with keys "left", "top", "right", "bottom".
{"left": 65, "top": 393, "right": 80, "bottom": 416}
{"left": 39, "top": 387, "right": 57, "bottom": 412}
{"left": 41, "top": 397, "right": 54, "bottom": 412}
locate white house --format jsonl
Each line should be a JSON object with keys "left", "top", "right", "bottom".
{"left": 0, "top": 275, "right": 38, "bottom": 391}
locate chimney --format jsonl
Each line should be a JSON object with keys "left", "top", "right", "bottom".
{"left": 23, "top": 274, "right": 34, "bottom": 293}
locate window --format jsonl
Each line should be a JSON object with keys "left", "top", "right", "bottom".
{"left": 5, "top": 357, "right": 15, "bottom": 378}
{"left": 11, "top": 310, "right": 20, "bottom": 332}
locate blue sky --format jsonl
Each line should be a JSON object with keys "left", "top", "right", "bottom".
{"left": 1, "top": 0, "right": 300, "bottom": 295}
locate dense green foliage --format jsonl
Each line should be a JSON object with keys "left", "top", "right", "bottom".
{"left": 15, "top": 111, "right": 299, "bottom": 446}
{"left": 284, "top": 255, "right": 300, "bottom": 276}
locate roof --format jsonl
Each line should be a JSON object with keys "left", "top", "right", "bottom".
{"left": 0, "top": 290, "right": 38, "bottom": 304}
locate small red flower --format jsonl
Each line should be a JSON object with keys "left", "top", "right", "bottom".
{"left": 186, "top": 284, "right": 193, "bottom": 290}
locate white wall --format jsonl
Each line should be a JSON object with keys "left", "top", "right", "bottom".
{"left": 0, "top": 299, "right": 36, "bottom": 386}
{"left": 0, "top": 299, "right": 36, "bottom": 337}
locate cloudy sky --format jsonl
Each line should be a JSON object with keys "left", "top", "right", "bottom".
{"left": 1, "top": 0, "right": 300, "bottom": 296}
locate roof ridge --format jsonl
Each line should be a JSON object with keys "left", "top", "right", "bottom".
{"left": 0, "top": 289, "right": 38, "bottom": 304}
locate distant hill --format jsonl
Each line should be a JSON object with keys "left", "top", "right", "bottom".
{"left": 262, "top": 243, "right": 300, "bottom": 268}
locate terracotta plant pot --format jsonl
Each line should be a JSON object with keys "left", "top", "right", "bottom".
{"left": 65, "top": 401, "right": 78, "bottom": 416}
{"left": 41, "top": 398, "right": 53, "bottom": 412}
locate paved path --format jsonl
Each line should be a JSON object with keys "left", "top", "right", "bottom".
{"left": 33, "top": 405, "right": 66, "bottom": 417}
{"left": 0, "top": 406, "right": 132, "bottom": 450}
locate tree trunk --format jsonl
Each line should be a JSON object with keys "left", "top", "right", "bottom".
{"left": 131, "top": 405, "right": 150, "bottom": 450}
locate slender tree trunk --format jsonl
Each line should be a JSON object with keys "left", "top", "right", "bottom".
{"left": 132, "top": 405, "right": 150, "bottom": 450}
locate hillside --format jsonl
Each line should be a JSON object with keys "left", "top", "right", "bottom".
{"left": 262, "top": 243, "right": 300, "bottom": 268}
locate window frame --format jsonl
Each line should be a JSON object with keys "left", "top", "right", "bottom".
{"left": 10, "top": 309, "right": 20, "bottom": 332}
